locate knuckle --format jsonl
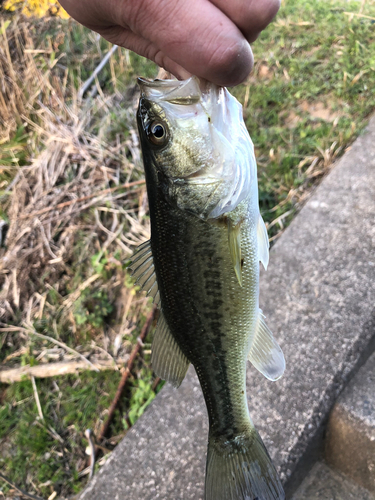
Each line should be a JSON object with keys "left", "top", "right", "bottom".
{"left": 142, "top": 43, "right": 159, "bottom": 63}
{"left": 150, "top": 49, "right": 165, "bottom": 68}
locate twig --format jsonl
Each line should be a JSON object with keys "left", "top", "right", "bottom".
{"left": 269, "top": 230, "right": 285, "bottom": 243}
{"left": 31, "top": 375, "right": 44, "bottom": 421}
{"left": 77, "top": 455, "right": 108, "bottom": 478}
{"left": 2, "top": 345, "right": 28, "bottom": 363}
{"left": 343, "top": 11, "right": 375, "bottom": 21}
{"left": 47, "top": 425, "right": 64, "bottom": 444}
{"left": 34, "top": 420, "right": 64, "bottom": 444}
{"left": 79, "top": 45, "right": 118, "bottom": 98}
{"left": 268, "top": 209, "right": 294, "bottom": 231}
{"left": 359, "top": 0, "right": 367, "bottom": 15}
{"left": 85, "top": 429, "right": 96, "bottom": 481}
{"left": 19, "top": 179, "right": 146, "bottom": 219}
{"left": 95, "top": 443, "right": 113, "bottom": 454}
{"left": 0, "top": 472, "right": 45, "bottom": 500}
{"left": 98, "top": 306, "right": 157, "bottom": 441}
{"left": 90, "top": 341, "right": 119, "bottom": 371}
{"left": 0, "top": 325, "right": 99, "bottom": 372}
{"left": 61, "top": 273, "right": 101, "bottom": 309}
{"left": 0, "top": 359, "right": 128, "bottom": 383}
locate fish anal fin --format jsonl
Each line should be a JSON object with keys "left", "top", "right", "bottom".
{"left": 228, "top": 219, "right": 242, "bottom": 287}
{"left": 257, "top": 214, "right": 269, "bottom": 270}
{"left": 151, "top": 311, "right": 189, "bottom": 388}
{"left": 129, "top": 240, "right": 160, "bottom": 307}
{"left": 248, "top": 310, "right": 285, "bottom": 381}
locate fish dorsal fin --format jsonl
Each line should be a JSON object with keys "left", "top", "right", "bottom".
{"left": 248, "top": 310, "right": 285, "bottom": 381}
{"left": 228, "top": 219, "right": 242, "bottom": 287}
{"left": 151, "top": 311, "right": 190, "bottom": 388}
{"left": 129, "top": 240, "right": 160, "bottom": 307}
{"left": 257, "top": 215, "right": 269, "bottom": 271}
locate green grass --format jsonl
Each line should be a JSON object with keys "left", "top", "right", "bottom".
{"left": 1, "top": 0, "right": 375, "bottom": 498}
{"left": 0, "top": 366, "right": 159, "bottom": 498}
{"left": 233, "top": 0, "right": 375, "bottom": 237}
{"left": 0, "top": 372, "right": 122, "bottom": 497}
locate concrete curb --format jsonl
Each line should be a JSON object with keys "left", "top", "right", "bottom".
{"left": 326, "top": 352, "right": 375, "bottom": 492}
{"left": 292, "top": 461, "right": 375, "bottom": 500}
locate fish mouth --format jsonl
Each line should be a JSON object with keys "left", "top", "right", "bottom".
{"left": 137, "top": 77, "right": 204, "bottom": 105}
{"left": 137, "top": 77, "right": 225, "bottom": 127}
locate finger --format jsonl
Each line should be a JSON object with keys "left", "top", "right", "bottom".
{"left": 97, "top": 25, "right": 192, "bottom": 80}
{"left": 120, "top": 0, "right": 253, "bottom": 86}
{"left": 58, "top": 0, "right": 118, "bottom": 28}
{"left": 58, "top": 0, "right": 192, "bottom": 79}
{"left": 209, "top": 0, "right": 281, "bottom": 42}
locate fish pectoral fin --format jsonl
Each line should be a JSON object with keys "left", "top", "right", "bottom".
{"left": 151, "top": 311, "right": 190, "bottom": 388}
{"left": 257, "top": 214, "right": 269, "bottom": 270}
{"left": 248, "top": 309, "right": 285, "bottom": 381}
{"left": 227, "top": 219, "right": 242, "bottom": 287}
{"left": 129, "top": 239, "right": 160, "bottom": 307}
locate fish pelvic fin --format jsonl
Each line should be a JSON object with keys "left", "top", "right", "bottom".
{"left": 248, "top": 309, "right": 285, "bottom": 381}
{"left": 151, "top": 311, "right": 190, "bottom": 388}
{"left": 205, "top": 430, "right": 285, "bottom": 500}
{"left": 228, "top": 218, "right": 243, "bottom": 287}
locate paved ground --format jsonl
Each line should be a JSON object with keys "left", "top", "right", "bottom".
{"left": 292, "top": 462, "right": 375, "bottom": 500}
{"left": 79, "top": 117, "right": 375, "bottom": 500}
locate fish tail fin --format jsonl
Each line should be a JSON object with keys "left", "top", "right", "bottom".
{"left": 205, "top": 429, "right": 285, "bottom": 500}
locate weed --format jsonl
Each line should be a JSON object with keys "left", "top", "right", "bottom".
{"left": 125, "top": 377, "right": 156, "bottom": 428}
{"left": 0, "top": 372, "right": 122, "bottom": 497}
{"left": 73, "top": 289, "right": 114, "bottom": 329}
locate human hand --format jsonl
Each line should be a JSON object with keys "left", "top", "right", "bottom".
{"left": 58, "top": 0, "right": 280, "bottom": 86}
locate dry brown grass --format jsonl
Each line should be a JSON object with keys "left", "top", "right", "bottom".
{"left": 0, "top": 99, "right": 148, "bottom": 318}
{"left": 0, "top": 16, "right": 64, "bottom": 145}
{"left": 0, "top": 16, "right": 153, "bottom": 366}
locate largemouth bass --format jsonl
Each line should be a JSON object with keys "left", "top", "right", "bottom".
{"left": 131, "top": 77, "right": 286, "bottom": 500}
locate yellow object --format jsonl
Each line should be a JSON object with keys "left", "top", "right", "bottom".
{"left": 3, "top": 0, "right": 69, "bottom": 18}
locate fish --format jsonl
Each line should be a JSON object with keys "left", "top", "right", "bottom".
{"left": 131, "top": 76, "right": 286, "bottom": 500}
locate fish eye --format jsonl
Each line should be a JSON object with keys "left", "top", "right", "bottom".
{"left": 148, "top": 120, "right": 168, "bottom": 146}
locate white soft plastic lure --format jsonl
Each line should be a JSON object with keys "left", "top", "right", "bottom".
{"left": 131, "top": 76, "right": 285, "bottom": 500}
